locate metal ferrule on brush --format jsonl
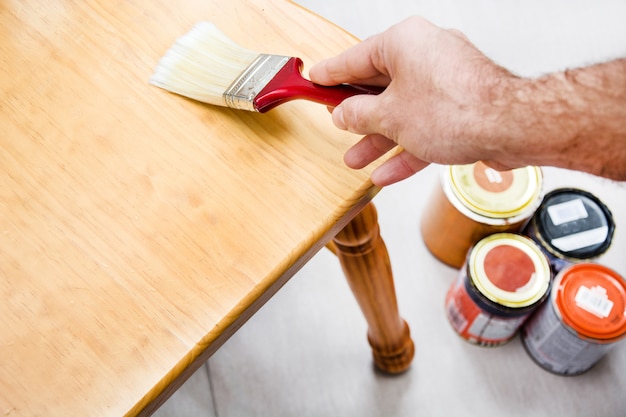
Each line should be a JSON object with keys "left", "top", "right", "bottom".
{"left": 223, "top": 54, "right": 290, "bottom": 111}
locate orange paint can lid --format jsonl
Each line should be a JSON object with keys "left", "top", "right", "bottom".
{"left": 554, "top": 263, "right": 626, "bottom": 341}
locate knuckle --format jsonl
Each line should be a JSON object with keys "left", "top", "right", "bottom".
{"left": 343, "top": 99, "right": 370, "bottom": 133}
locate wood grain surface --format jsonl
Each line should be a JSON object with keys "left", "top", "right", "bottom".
{"left": 0, "top": 1, "right": 383, "bottom": 415}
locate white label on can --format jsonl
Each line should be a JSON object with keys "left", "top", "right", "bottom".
{"left": 550, "top": 226, "right": 608, "bottom": 252}
{"left": 484, "top": 167, "right": 504, "bottom": 184}
{"left": 575, "top": 285, "right": 614, "bottom": 318}
{"left": 468, "top": 313, "right": 525, "bottom": 340}
{"left": 547, "top": 199, "right": 588, "bottom": 226}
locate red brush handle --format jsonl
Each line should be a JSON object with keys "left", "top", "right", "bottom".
{"left": 254, "top": 57, "right": 384, "bottom": 113}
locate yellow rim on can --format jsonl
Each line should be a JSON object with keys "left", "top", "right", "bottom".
{"left": 469, "top": 233, "right": 551, "bottom": 308}
{"left": 448, "top": 162, "right": 543, "bottom": 220}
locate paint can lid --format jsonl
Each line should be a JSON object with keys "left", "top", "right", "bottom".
{"left": 469, "top": 233, "right": 551, "bottom": 308}
{"left": 553, "top": 263, "right": 626, "bottom": 341}
{"left": 448, "top": 162, "right": 542, "bottom": 219}
{"left": 532, "top": 188, "right": 614, "bottom": 259}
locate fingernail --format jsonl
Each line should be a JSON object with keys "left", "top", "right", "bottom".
{"left": 332, "top": 106, "right": 347, "bottom": 130}
{"left": 370, "top": 166, "right": 391, "bottom": 187}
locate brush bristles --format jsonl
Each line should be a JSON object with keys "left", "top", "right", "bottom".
{"left": 150, "top": 22, "right": 259, "bottom": 106}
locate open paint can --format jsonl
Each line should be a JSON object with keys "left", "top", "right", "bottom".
{"left": 521, "top": 263, "right": 626, "bottom": 375}
{"left": 445, "top": 233, "right": 551, "bottom": 346}
{"left": 523, "top": 188, "right": 615, "bottom": 273}
{"left": 421, "top": 162, "right": 543, "bottom": 268}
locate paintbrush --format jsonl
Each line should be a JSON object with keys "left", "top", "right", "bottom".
{"left": 149, "top": 22, "right": 383, "bottom": 113}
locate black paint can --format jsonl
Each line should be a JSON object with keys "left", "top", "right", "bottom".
{"left": 523, "top": 188, "right": 615, "bottom": 273}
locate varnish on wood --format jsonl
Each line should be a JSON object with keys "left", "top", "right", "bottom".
{"left": 421, "top": 162, "right": 543, "bottom": 268}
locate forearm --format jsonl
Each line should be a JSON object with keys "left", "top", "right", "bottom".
{"left": 494, "top": 59, "right": 626, "bottom": 180}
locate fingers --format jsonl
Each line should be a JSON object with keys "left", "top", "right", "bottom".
{"left": 370, "top": 151, "right": 430, "bottom": 186}
{"left": 331, "top": 94, "right": 388, "bottom": 135}
{"left": 345, "top": 136, "right": 428, "bottom": 186}
{"left": 344, "top": 134, "right": 397, "bottom": 169}
{"left": 311, "top": 16, "right": 493, "bottom": 187}
{"left": 309, "top": 36, "right": 391, "bottom": 87}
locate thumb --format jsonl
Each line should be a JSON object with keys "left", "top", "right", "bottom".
{"left": 331, "top": 94, "right": 386, "bottom": 136}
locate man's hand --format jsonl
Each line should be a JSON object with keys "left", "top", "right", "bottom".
{"left": 310, "top": 16, "right": 626, "bottom": 185}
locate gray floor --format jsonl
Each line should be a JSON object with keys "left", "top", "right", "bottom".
{"left": 153, "top": 2, "right": 626, "bottom": 416}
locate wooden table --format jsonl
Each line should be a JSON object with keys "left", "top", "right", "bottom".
{"left": 0, "top": 1, "right": 414, "bottom": 415}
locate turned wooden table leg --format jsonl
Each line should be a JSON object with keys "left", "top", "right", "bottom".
{"left": 331, "top": 202, "right": 414, "bottom": 374}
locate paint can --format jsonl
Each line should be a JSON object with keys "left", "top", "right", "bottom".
{"left": 445, "top": 233, "right": 551, "bottom": 346}
{"left": 421, "top": 162, "right": 543, "bottom": 268}
{"left": 521, "top": 263, "right": 626, "bottom": 375}
{"left": 523, "top": 188, "right": 615, "bottom": 274}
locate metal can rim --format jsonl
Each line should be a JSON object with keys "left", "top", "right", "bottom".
{"left": 530, "top": 188, "right": 615, "bottom": 260}
{"left": 469, "top": 233, "right": 551, "bottom": 308}
{"left": 443, "top": 163, "right": 543, "bottom": 224}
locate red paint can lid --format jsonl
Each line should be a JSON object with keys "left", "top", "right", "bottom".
{"left": 554, "top": 263, "right": 626, "bottom": 341}
{"left": 470, "top": 233, "right": 551, "bottom": 308}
